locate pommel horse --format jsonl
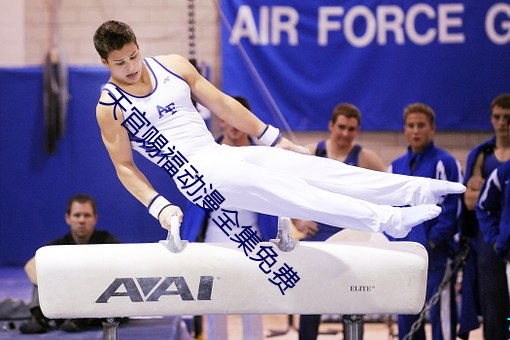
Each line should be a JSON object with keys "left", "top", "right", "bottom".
{"left": 36, "top": 217, "right": 428, "bottom": 339}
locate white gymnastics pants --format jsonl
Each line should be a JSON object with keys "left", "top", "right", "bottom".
{"left": 185, "top": 144, "right": 437, "bottom": 234}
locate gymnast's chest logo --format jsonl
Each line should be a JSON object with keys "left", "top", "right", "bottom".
{"left": 95, "top": 276, "right": 214, "bottom": 303}
{"left": 156, "top": 102, "right": 177, "bottom": 118}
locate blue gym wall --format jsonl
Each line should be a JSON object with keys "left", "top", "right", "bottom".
{"left": 0, "top": 67, "right": 187, "bottom": 265}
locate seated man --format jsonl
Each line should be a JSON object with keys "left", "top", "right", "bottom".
{"left": 19, "top": 194, "right": 120, "bottom": 334}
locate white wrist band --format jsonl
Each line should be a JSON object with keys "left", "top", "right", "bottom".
{"left": 258, "top": 124, "right": 282, "bottom": 146}
{"left": 148, "top": 195, "right": 172, "bottom": 220}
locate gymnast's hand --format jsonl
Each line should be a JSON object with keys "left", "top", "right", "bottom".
{"left": 158, "top": 205, "right": 184, "bottom": 231}
{"left": 276, "top": 137, "right": 311, "bottom": 154}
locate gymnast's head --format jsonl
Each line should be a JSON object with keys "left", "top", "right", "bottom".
{"left": 94, "top": 20, "right": 143, "bottom": 84}
{"left": 93, "top": 20, "right": 138, "bottom": 62}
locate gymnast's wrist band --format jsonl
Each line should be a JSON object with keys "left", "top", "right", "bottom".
{"left": 148, "top": 194, "right": 173, "bottom": 220}
{"left": 258, "top": 124, "right": 282, "bottom": 147}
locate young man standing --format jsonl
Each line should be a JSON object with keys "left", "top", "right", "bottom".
{"left": 388, "top": 103, "right": 462, "bottom": 340}
{"left": 296, "top": 103, "right": 386, "bottom": 339}
{"left": 460, "top": 93, "right": 510, "bottom": 340}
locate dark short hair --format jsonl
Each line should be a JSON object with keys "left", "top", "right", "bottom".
{"left": 66, "top": 194, "right": 97, "bottom": 215}
{"left": 403, "top": 103, "right": 435, "bottom": 125}
{"left": 490, "top": 93, "right": 510, "bottom": 113}
{"left": 331, "top": 103, "right": 361, "bottom": 126}
{"left": 93, "top": 20, "right": 138, "bottom": 60}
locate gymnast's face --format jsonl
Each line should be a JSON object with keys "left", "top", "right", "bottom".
{"left": 404, "top": 112, "right": 435, "bottom": 154}
{"left": 101, "top": 42, "right": 143, "bottom": 85}
{"left": 65, "top": 201, "right": 98, "bottom": 244}
{"left": 329, "top": 115, "right": 360, "bottom": 148}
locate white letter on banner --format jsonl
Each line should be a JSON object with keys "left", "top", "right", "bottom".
{"left": 230, "top": 5, "right": 259, "bottom": 45}
{"left": 259, "top": 7, "right": 269, "bottom": 45}
{"left": 318, "top": 7, "right": 344, "bottom": 46}
{"left": 271, "top": 6, "right": 299, "bottom": 45}
{"left": 377, "top": 5, "right": 405, "bottom": 45}
{"left": 438, "top": 4, "right": 465, "bottom": 43}
{"left": 406, "top": 4, "right": 436, "bottom": 45}
{"left": 344, "top": 6, "right": 376, "bottom": 47}
{"left": 486, "top": 3, "right": 510, "bottom": 45}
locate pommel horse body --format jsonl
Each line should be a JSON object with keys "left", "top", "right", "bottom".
{"left": 36, "top": 219, "right": 428, "bottom": 339}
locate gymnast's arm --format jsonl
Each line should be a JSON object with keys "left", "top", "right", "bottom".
{"left": 95, "top": 95, "right": 183, "bottom": 230}
{"left": 160, "top": 54, "right": 309, "bottom": 153}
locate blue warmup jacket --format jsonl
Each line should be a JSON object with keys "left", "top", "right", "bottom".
{"left": 476, "top": 160, "right": 510, "bottom": 258}
{"left": 388, "top": 141, "right": 462, "bottom": 268}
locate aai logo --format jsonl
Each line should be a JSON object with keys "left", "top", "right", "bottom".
{"left": 96, "top": 276, "right": 214, "bottom": 303}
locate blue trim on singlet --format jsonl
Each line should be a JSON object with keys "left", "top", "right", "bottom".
{"left": 98, "top": 57, "right": 191, "bottom": 121}
{"left": 482, "top": 152, "right": 504, "bottom": 178}
{"left": 315, "top": 140, "right": 327, "bottom": 157}
{"left": 149, "top": 57, "right": 188, "bottom": 83}
{"left": 103, "top": 59, "right": 160, "bottom": 99}
{"left": 315, "top": 141, "right": 362, "bottom": 166}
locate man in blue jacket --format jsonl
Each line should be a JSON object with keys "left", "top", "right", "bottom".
{"left": 460, "top": 93, "right": 510, "bottom": 340}
{"left": 474, "top": 116, "right": 510, "bottom": 340}
{"left": 181, "top": 96, "right": 277, "bottom": 340}
{"left": 388, "top": 103, "right": 462, "bottom": 340}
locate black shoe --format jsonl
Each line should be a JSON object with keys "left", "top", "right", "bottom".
{"left": 59, "top": 319, "right": 81, "bottom": 332}
{"left": 19, "top": 317, "right": 49, "bottom": 334}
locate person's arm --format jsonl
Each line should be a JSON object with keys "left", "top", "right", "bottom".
{"left": 96, "top": 93, "right": 182, "bottom": 230}
{"left": 358, "top": 148, "right": 386, "bottom": 172}
{"left": 464, "top": 153, "right": 484, "bottom": 210}
{"left": 304, "top": 143, "right": 317, "bottom": 154}
{"left": 160, "top": 54, "right": 309, "bottom": 153}
{"left": 24, "top": 257, "right": 37, "bottom": 285}
{"left": 289, "top": 142, "right": 320, "bottom": 236}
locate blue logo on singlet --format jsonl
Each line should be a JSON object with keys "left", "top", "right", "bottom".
{"left": 157, "top": 102, "right": 177, "bottom": 118}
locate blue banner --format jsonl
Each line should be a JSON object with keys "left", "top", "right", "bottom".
{"left": 221, "top": 1, "right": 510, "bottom": 131}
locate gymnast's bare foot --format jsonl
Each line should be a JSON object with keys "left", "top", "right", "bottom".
{"left": 385, "top": 204, "right": 442, "bottom": 238}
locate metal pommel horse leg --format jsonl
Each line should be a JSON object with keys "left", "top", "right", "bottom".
{"left": 343, "top": 314, "right": 363, "bottom": 340}
{"left": 102, "top": 318, "right": 119, "bottom": 340}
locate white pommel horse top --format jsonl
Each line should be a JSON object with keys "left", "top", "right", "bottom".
{"left": 36, "top": 219, "right": 428, "bottom": 323}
